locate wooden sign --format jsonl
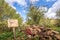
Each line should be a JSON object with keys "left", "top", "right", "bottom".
{"left": 8, "top": 19, "right": 18, "bottom": 40}
{"left": 8, "top": 19, "right": 18, "bottom": 27}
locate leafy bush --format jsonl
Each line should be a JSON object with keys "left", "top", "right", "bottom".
{"left": 0, "top": 32, "right": 13, "bottom": 40}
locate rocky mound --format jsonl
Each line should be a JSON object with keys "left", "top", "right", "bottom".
{"left": 25, "top": 25, "right": 60, "bottom": 40}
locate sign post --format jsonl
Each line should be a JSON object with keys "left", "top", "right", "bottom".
{"left": 8, "top": 19, "right": 18, "bottom": 40}
{"left": 13, "top": 27, "right": 16, "bottom": 40}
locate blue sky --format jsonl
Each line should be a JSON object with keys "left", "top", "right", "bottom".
{"left": 5, "top": 0, "right": 60, "bottom": 21}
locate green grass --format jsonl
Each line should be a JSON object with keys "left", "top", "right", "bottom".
{"left": 49, "top": 26, "right": 60, "bottom": 33}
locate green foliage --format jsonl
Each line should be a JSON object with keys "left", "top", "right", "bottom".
{"left": 55, "top": 9, "right": 60, "bottom": 27}
{"left": 0, "top": 0, "right": 23, "bottom": 40}
{"left": 0, "top": 0, "right": 22, "bottom": 32}
{"left": 0, "top": 32, "right": 13, "bottom": 40}
{"left": 56, "top": 9, "right": 60, "bottom": 18}
{"left": 53, "top": 19, "right": 60, "bottom": 27}
{"left": 54, "top": 19, "right": 60, "bottom": 27}
{"left": 26, "top": 6, "right": 44, "bottom": 25}
{"left": 0, "top": 31, "right": 27, "bottom": 40}
{"left": 0, "top": 0, "right": 4, "bottom": 6}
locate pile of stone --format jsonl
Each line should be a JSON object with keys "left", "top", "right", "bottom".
{"left": 25, "top": 25, "right": 60, "bottom": 40}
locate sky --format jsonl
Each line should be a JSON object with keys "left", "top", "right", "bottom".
{"left": 5, "top": 0, "right": 60, "bottom": 22}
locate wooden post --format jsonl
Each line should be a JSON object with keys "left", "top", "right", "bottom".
{"left": 13, "top": 27, "right": 16, "bottom": 40}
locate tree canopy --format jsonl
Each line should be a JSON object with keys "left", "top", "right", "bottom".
{"left": 0, "top": 0, "right": 23, "bottom": 32}
{"left": 56, "top": 9, "right": 60, "bottom": 19}
{"left": 26, "top": 6, "right": 45, "bottom": 25}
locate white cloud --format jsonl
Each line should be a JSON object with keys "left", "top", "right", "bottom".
{"left": 9, "top": 4, "right": 16, "bottom": 9}
{"left": 5, "top": 0, "right": 27, "bottom": 6}
{"left": 46, "top": 0, "right": 51, "bottom": 2}
{"left": 39, "top": 6, "right": 48, "bottom": 12}
{"left": 46, "top": 0, "right": 60, "bottom": 18}
{"left": 23, "top": 10, "right": 26, "bottom": 13}
{"left": 45, "top": 0, "right": 56, "bottom": 2}
{"left": 30, "top": 0, "right": 39, "bottom": 4}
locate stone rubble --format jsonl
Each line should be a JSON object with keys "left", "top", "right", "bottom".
{"left": 25, "top": 25, "right": 60, "bottom": 40}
